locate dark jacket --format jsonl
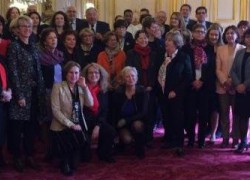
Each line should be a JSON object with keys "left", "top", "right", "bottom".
{"left": 123, "top": 32, "right": 134, "bottom": 53}
{"left": 112, "top": 85, "right": 149, "bottom": 126}
{"left": 182, "top": 43, "right": 215, "bottom": 91}
{"left": 126, "top": 49, "right": 157, "bottom": 88}
{"left": 82, "top": 20, "right": 110, "bottom": 35}
{"left": 83, "top": 91, "right": 109, "bottom": 128}
{"left": 164, "top": 50, "right": 192, "bottom": 97}
{"left": 7, "top": 39, "right": 45, "bottom": 121}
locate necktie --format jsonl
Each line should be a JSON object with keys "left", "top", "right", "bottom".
{"left": 91, "top": 24, "right": 95, "bottom": 33}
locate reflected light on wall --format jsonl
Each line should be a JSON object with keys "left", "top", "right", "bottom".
{"left": 86, "top": 2, "right": 94, "bottom": 9}
{"left": 10, "top": 2, "right": 28, "bottom": 12}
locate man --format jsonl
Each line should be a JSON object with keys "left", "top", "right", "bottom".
{"left": 180, "top": 4, "right": 196, "bottom": 30}
{"left": 82, "top": 7, "right": 110, "bottom": 41}
{"left": 123, "top": 9, "right": 133, "bottom": 27}
{"left": 66, "top": 5, "right": 85, "bottom": 32}
{"left": 155, "top": 10, "right": 170, "bottom": 39}
{"left": 26, "top": 5, "right": 37, "bottom": 14}
{"left": 140, "top": 8, "right": 150, "bottom": 16}
{"left": 191, "top": 6, "right": 212, "bottom": 30}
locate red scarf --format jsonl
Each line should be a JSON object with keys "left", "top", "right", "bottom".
{"left": 191, "top": 40, "right": 207, "bottom": 69}
{"left": 87, "top": 83, "right": 100, "bottom": 116}
{"left": 134, "top": 44, "right": 151, "bottom": 70}
{"left": 0, "top": 63, "right": 7, "bottom": 90}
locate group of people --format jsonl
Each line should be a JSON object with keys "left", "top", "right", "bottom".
{"left": 0, "top": 3, "right": 250, "bottom": 176}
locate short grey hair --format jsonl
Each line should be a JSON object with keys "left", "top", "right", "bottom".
{"left": 165, "top": 30, "right": 184, "bottom": 48}
{"left": 15, "top": 15, "right": 32, "bottom": 28}
{"left": 120, "top": 66, "right": 138, "bottom": 84}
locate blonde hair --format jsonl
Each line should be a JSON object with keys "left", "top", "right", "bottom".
{"left": 120, "top": 66, "right": 138, "bottom": 85}
{"left": 82, "top": 63, "right": 110, "bottom": 93}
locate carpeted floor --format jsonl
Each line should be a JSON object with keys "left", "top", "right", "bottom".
{"left": 1, "top": 129, "right": 250, "bottom": 180}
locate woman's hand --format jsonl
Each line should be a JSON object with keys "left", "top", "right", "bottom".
{"left": 117, "top": 119, "right": 126, "bottom": 128}
{"left": 168, "top": 91, "right": 176, "bottom": 99}
{"left": 92, "top": 125, "right": 100, "bottom": 140}
{"left": 236, "top": 84, "right": 246, "bottom": 94}
{"left": 2, "top": 89, "right": 12, "bottom": 102}
{"left": 18, "top": 98, "right": 26, "bottom": 107}
{"left": 71, "top": 124, "right": 82, "bottom": 131}
{"left": 77, "top": 76, "right": 87, "bottom": 89}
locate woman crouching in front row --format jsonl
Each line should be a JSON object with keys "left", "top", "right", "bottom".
{"left": 50, "top": 61, "right": 93, "bottom": 176}
{"left": 112, "top": 66, "right": 149, "bottom": 159}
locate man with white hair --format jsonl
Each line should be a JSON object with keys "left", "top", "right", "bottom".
{"left": 82, "top": 7, "right": 110, "bottom": 41}
{"left": 66, "top": 5, "right": 85, "bottom": 32}
{"left": 155, "top": 10, "right": 170, "bottom": 39}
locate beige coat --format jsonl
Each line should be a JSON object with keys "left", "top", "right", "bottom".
{"left": 216, "top": 44, "right": 245, "bottom": 94}
{"left": 50, "top": 81, "right": 93, "bottom": 131}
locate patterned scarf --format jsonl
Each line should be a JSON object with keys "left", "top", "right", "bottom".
{"left": 40, "top": 48, "right": 64, "bottom": 66}
{"left": 134, "top": 44, "right": 151, "bottom": 70}
{"left": 191, "top": 40, "right": 207, "bottom": 69}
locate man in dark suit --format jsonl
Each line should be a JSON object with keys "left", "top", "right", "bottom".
{"left": 82, "top": 7, "right": 110, "bottom": 41}
{"left": 180, "top": 4, "right": 196, "bottom": 31}
{"left": 66, "top": 6, "right": 85, "bottom": 33}
{"left": 190, "top": 6, "right": 212, "bottom": 31}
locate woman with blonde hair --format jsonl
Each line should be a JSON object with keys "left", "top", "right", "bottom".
{"left": 81, "top": 63, "right": 116, "bottom": 163}
{"left": 112, "top": 66, "right": 148, "bottom": 159}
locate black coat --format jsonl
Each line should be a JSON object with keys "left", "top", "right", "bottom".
{"left": 112, "top": 85, "right": 149, "bottom": 126}
{"left": 164, "top": 50, "right": 192, "bottom": 97}
{"left": 123, "top": 32, "right": 134, "bottom": 53}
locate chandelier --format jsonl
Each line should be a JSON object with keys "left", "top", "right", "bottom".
{"left": 10, "top": 0, "right": 47, "bottom": 4}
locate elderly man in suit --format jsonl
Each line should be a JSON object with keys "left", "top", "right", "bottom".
{"left": 82, "top": 7, "right": 110, "bottom": 42}
{"left": 66, "top": 6, "right": 85, "bottom": 33}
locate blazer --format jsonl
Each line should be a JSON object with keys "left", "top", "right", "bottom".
{"left": 230, "top": 48, "right": 250, "bottom": 91}
{"left": 122, "top": 32, "right": 135, "bottom": 53}
{"left": 75, "top": 18, "right": 85, "bottom": 32}
{"left": 182, "top": 43, "right": 215, "bottom": 91}
{"left": 216, "top": 44, "right": 245, "bottom": 94}
{"left": 187, "top": 21, "right": 212, "bottom": 31}
{"left": 82, "top": 20, "right": 110, "bottom": 35}
{"left": 164, "top": 50, "right": 192, "bottom": 97}
{"left": 50, "top": 81, "right": 93, "bottom": 131}
{"left": 186, "top": 19, "right": 196, "bottom": 31}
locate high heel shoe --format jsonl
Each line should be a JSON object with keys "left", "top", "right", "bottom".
{"left": 234, "top": 143, "right": 248, "bottom": 154}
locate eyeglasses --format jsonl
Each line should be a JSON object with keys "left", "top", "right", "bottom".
{"left": 197, "top": 11, "right": 206, "bottom": 15}
{"left": 195, "top": 30, "right": 206, "bottom": 34}
{"left": 88, "top": 71, "right": 100, "bottom": 75}
{"left": 19, "top": 25, "right": 32, "bottom": 29}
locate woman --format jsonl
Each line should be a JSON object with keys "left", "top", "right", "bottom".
{"left": 112, "top": 66, "right": 148, "bottom": 158}
{"left": 7, "top": 15, "right": 45, "bottom": 172}
{"left": 0, "top": 15, "right": 11, "bottom": 60}
{"left": 97, "top": 31, "right": 126, "bottom": 88}
{"left": 216, "top": 25, "right": 245, "bottom": 148}
{"left": 169, "top": 12, "right": 191, "bottom": 45}
{"left": 126, "top": 30, "right": 157, "bottom": 146}
{"left": 28, "top": 11, "right": 48, "bottom": 43}
{"left": 0, "top": 54, "right": 12, "bottom": 167}
{"left": 50, "top": 61, "right": 93, "bottom": 176}
{"left": 158, "top": 31, "right": 192, "bottom": 155}
{"left": 82, "top": 63, "right": 116, "bottom": 163}
{"left": 230, "top": 28, "right": 250, "bottom": 153}
{"left": 39, "top": 28, "right": 64, "bottom": 159}
{"left": 205, "top": 24, "right": 224, "bottom": 143}
{"left": 182, "top": 24, "right": 215, "bottom": 148}
{"left": 61, "top": 30, "right": 80, "bottom": 66}
{"left": 4, "top": 7, "right": 20, "bottom": 40}
{"left": 50, "top": 11, "right": 71, "bottom": 50}
{"left": 78, "top": 28, "right": 103, "bottom": 68}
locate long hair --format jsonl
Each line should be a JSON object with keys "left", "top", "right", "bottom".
{"left": 82, "top": 63, "right": 110, "bottom": 93}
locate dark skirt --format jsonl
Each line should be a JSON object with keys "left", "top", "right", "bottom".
{"left": 0, "top": 102, "right": 8, "bottom": 145}
{"left": 50, "top": 128, "right": 87, "bottom": 157}
{"left": 235, "top": 92, "right": 250, "bottom": 118}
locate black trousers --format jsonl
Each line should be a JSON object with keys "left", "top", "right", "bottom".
{"left": 82, "top": 121, "right": 116, "bottom": 160}
{"left": 185, "top": 89, "right": 211, "bottom": 145}
{"left": 164, "top": 96, "right": 185, "bottom": 148}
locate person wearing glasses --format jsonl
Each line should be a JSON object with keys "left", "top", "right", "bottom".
{"left": 7, "top": 15, "right": 45, "bottom": 172}
{"left": 187, "top": 6, "right": 212, "bottom": 31}
{"left": 182, "top": 24, "right": 215, "bottom": 149}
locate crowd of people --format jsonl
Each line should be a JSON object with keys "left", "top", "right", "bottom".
{"left": 0, "top": 3, "right": 250, "bottom": 176}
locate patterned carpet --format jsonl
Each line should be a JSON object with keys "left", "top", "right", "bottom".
{"left": 1, "top": 129, "right": 250, "bottom": 180}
